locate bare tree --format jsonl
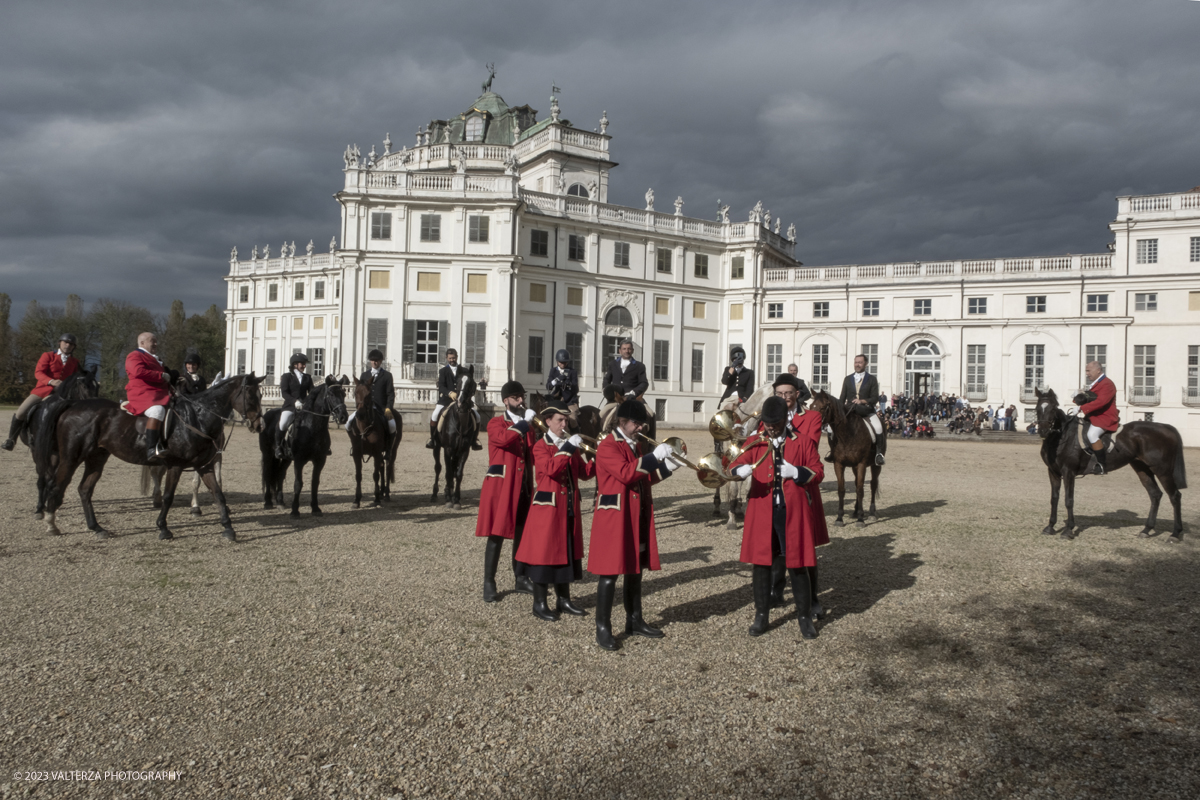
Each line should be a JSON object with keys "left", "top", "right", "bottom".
{"left": 87, "top": 299, "right": 156, "bottom": 398}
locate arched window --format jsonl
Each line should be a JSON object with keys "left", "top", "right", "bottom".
{"left": 905, "top": 340, "right": 940, "bottom": 357}
{"left": 605, "top": 306, "right": 633, "bottom": 327}
{"left": 905, "top": 339, "right": 942, "bottom": 395}
{"left": 465, "top": 116, "right": 484, "bottom": 141}
{"left": 567, "top": 183, "right": 589, "bottom": 198}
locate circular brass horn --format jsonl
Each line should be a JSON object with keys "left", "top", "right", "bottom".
{"left": 709, "top": 410, "right": 740, "bottom": 441}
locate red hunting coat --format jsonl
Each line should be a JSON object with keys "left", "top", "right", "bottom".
{"left": 474, "top": 414, "right": 535, "bottom": 540}
{"left": 587, "top": 431, "right": 673, "bottom": 576}
{"left": 124, "top": 349, "right": 171, "bottom": 414}
{"left": 1079, "top": 375, "right": 1120, "bottom": 432}
{"left": 731, "top": 430, "right": 824, "bottom": 569}
{"left": 758, "top": 407, "right": 830, "bottom": 547}
{"left": 515, "top": 438, "right": 596, "bottom": 566}
{"left": 32, "top": 351, "right": 80, "bottom": 398}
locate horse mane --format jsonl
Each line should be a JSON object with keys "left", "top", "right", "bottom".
{"left": 813, "top": 390, "right": 848, "bottom": 429}
{"left": 721, "top": 382, "right": 773, "bottom": 415}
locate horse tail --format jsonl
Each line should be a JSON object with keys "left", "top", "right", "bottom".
{"left": 1171, "top": 426, "right": 1188, "bottom": 490}
{"left": 32, "top": 395, "right": 70, "bottom": 476}
{"left": 140, "top": 466, "right": 153, "bottom": 497}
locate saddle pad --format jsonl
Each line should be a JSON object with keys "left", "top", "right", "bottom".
{"left": 437, "top": 408, "right": 476, "bottom": 435}
{"left": 1075, "top": 420, "right": 1122, "bottom": 452}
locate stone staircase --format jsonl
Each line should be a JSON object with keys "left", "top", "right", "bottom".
{"left": 925, "top": 428, "right": 1041, "bottom": 445}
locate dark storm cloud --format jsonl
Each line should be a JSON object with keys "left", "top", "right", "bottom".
{"left": 2, "top": 0, "right": 1199, "bottom": 316}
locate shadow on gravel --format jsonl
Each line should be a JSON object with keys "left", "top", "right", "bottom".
{"left": 644, "top": 560, "right": 752, "bottom": 624}
{"left": 871, "top": 498, "right": 947, "bottom": 520}
{"left": 820, "top": 533, "right": 921, "bottom": 623}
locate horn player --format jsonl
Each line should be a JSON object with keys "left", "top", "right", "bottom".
{"left": 728, "top": 396, "right": 824, "bottom": 639}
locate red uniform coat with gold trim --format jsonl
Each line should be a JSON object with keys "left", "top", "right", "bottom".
{"left": 474, "top": 415, "right": 535, "bottom": 540}
{"left": 1079, "top": 375, "right": 1119, "bottom": 432}
{"left": 123, "top": 349, "right": 171, "bottom": 414}
{"left": 789, "top": 407, "right": 830, "bottom": 547}
{"left": 515, "top": 438, "right": 596, "bottom": 565}
{"left": 731, "top": 430, "right": 824, "bottom": 569}
{"left": 587, "top": 432, "right": 673, "bottom": 576}
{"left": 32, "top": 352, "right": 80, "bottom": 399}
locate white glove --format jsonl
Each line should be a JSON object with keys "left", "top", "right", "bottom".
{"left": 665, "top": 456, "right": 683, "bottom": 472}
{"left": 652, "top": 443, "right": 672, "bottom": 462}
{"left": 568, "top": 434, "right": 583, "bottom": 448}
{"left": 294, "top": 400, "right": 303, "bottom": 410}
{"left": 550, "top": 378, "right": 560, "bottom": 387}
{"left": 523, "top": 408, "right": 537, "bottom": 422}
{"left": 735, "top": 464, "right": 754, "bottom": 479}
{"left": 780, "top": 460, "right": 799, "bottom": 481}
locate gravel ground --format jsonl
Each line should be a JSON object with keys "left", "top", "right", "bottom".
{"left": 1, "top": 418, "right": 1198, "bottom": 800}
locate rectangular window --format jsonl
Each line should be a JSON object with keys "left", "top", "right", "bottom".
{"left": 731, "top": 256, "right": 745, "bottom": 280}
{"left": 968, "top": 297, "right": 986, "bottom": 315}
{"left": 565, "top": 332, "right": 583, "bottom": 368}
{"left": 656, "top": 248, "right": 672, "bottom": 274}
{"left": 1024, "top": 344, "right": 1045, "bottom": 389}
{"left": 1191, "top": 237, "right": 1200, "bottom": 263}
{"left": 602, "top": 336, "right": 623, "bottom": 368}
{"left": 655, "top": 297, "right": 669, "bottom": 316}
{"left": 860, "top": 344, "right": 878, "bottom": 373}
{"left": 767, "top": 344, "right": 782, "bottom": 381}
{"left": 312, "top": 317, "right": 324, "bottom": 330}
{"left": 692, "top": 301, "right": 706, "bottom": 319}
{"left": 236, "top": 319, "right": 247, "bottom": 333}
{"left": 293, "top": 317, "right": 303, "bottom": 331}
{"left": 729, "top": 303, "right": 743, "bottom": 321}
{"left": 862, "top": 300, "right": 879, "bottom": 317}
{"left": 655, "top": 398, "right": 666, "bottom": 422}
{"left": 306, "top": 348, "right": 324, "bottom": 379}
{"left": 566, "top": 286, "right": 583, "bottom": 306}
{"left": 239, "top": 285, "right": 249, "bottom": 303}
{"left": 369, "top": 270, "right": 390, "bottom": 289}
{"left": 529, "top": 283, "right": 547, "bottom": 303}
{"left": 1134, "top": 344, "right": 1156, "bottom": 389}
{"left": 767, "top": 302, "right": 783, "bottom": 319}
{"left": 413, "top": 320, "right": 440, "bottom": 363}
{"left": 371, "top": 212, "right": 392, "bottom": 240}
{"left": 568, "top": 234, "right": 585, "bottom": 261}
{"left": 528, "top": 334, "right": 544, "bottom": 374}
{"left": 967, "top": 344, "right": 986, "bottom": 392}
{"left": 812, "top": 344, "right": 829, "bottom": 389}
{"left": 1188, "top": 345, "right": 1198, "bottom": 396}
{"left": 420, "top": 214, "right": 441, "bottom": 242}
{"left": 813, "top": 301, "right": 829, "bottom": 318}
{"left": 314, "top": 281, "right": 325, "bottom": 300}
{"left": 367, "top": 318, "right": 389, "bottom": 360}
{"left": 294, "top": 282, "right": 305, "bottom": 301}
{"left": 266, "top": 318, "right": 277, "bottom": 332}
{"left": 691, "top": 346, "right": 704, "bottom": 383}
{"left": 265, "top": 349, "right": 276, "bottom": 379}
{"left": 1085, "top": 344, "right": 1107, "bottom": 377}
{"left": 468, "top": 215, "right": 489, "bottom": 243}
{"left": 913, "top": 299, "right": 931, "bottom": 316}
{"left": 1136, "top": 238, "right": 1158, "bottom": 264}
{"left": 693, "top": 400, "right": 704, "bottom": 413}
{"left": 268, "top": 283, "right": 278, "bottom": 302}
{"left": 463, "top": 321, "right": 487, "bottom": 368}
{"left": 530, "top": 229, "right": 549, "bottom": 257}
{"left": 1086, "top": 294, "right": 1108, "bottom": 312}
{"left": 1134, "top": 293, "right": 1157, "bottom": 311}
{"left": 236, "top": 349, "right": 246, "bottom": 374}
{"left": 466, "top": 273, "right": 488, "bottom": 294}
{"left": 694, "top": 254, "right": 709, "bottom": 279}
{"left": 335, "top": 280, "right": 340, "bottom": 299}
{"left": 416, "top": 272, "right": 441, "bottom": 292}
{"left": 1026, "top": 295, "right": 1046, "bottom": 313}
{"left": 333, "top": 316, "right": 338, "bottom": 329}
{"left": 653, "top": 340, "right": 670, "bottom": 381}
{"left": 614, "top": 241, "right": 630, "bottom": 268}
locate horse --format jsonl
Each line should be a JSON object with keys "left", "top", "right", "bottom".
{"left": 1034, "top": 388, "right": 1187, "bottom": 541}
{"left": 259, "top": 376, "right": 349, "bottom": 517}
{"left": 346, "top": 375, "right": 401, "bottom": 508}
{"left": 810, "top": 390, "right": 882, "bottom": 527}
{"left": 431, "top": 366, "right": 477, "bottom": 508}
{"left": 712, "top": 383, "right": 774, "bottom": 528}
{"left": 10, "top": 369, "right": 101, "bottom": 520}
{"left": 40, "top": 373, "right": 266, "bottom": 541}
{"left": 528, "top": 391, "right": 604, "bottom": 439}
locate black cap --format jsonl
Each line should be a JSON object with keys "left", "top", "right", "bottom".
{"left": 500, "top": 380, "right": 525, "bottom": 399}
{"left": 290, "top": 353, "right": 308, "bottom": 365}
{"left": 555, "top": 348, "right": 571, "bottom": 364}
{"left": 761, "top": 396, "right": 789, "bottom": 425}
{"left": 367, "top": 349, "right": 384, "bottom": 362}
{"left": 59, "top": 333, "right": 77, "bottom": 345}
{"left": 184, "top": 352, "right": 202, "bottom": 366}
{"left": 730, "top": 346, "right": 746, "bottom": 359}
{"left": 615, "top": 399, "right": 648, "bottom": 424}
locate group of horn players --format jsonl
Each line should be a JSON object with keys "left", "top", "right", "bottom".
{"left": 473, "top": 371, "right": 827, "bottom": 651}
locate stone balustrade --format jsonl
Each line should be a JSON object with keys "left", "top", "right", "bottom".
{"left": 346, "top": 169, "right": 520, "bottom": 198}
{"left": 1118, "top": 191, "right": 1200, "bottom": 216}
{"left": 763, "top": 253, "right": 1111, "bottom": 287}
{"left": 231, "top": 252, "right": 335, "bottom": 276}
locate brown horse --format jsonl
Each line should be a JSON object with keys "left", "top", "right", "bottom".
{"left": 41, "top": 373, "right": 266, "bottom": 541}
{"left": 347, "top": 375, "right": 401, "bottom": 508}
{"left": 810, "top": 390, "right": 882, "bottom": 527}
{"left": 1035, "top": 388, "right": 1187, "bottom": 541}
{"left": 528, "top": 391, "right": 605, "bottom": 440}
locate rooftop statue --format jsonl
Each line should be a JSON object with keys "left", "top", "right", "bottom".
{"left": 674, "top": 196, "right": 684, "bottom": 215}
{"left": 774, "top": 217, "right": 781, "bottom": 234}
{"left": 750, "top": 201, "right": 763, "bottom": 223}
{"left": 719, "top": 204, "right": 730, "bottom": 224}
{"left": 600, "top": 110, "right": 609, "bottom": 134}
{"left": 230, "top": 246, "right": 238, "bottom": 261}
{"left": 786, "top": 223, "right": 796, "bottom": 242}
{"left": 306, "top": 240, "right": 315, "bottom": 256}
{"left": 482, "top": 63, "right": 496, "bottom": 94}
{"left": 645, "top": 188, "right": 655, "bottom": 211}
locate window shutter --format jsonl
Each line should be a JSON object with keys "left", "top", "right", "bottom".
{"left": 437, "top": 320, "right": 450, "bottom": 364}
{"left": 402, "top": 320, "right": 416, "bottom": 364}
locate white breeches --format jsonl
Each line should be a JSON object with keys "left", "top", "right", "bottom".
{"left": 144, "top": 405, "right": 166, "bottom": 422}
{"left": 1086, "top": 423, "right": 1104, "bottom": 444}
{"left": 431, "top": 404, "right": 445, "bottom": 422}
{"left": 279, "top": 410, "right": 294, "bottom": 432}
{"left": 346, "top": 411, "right": 396, "bottom": 433}
{"left": 866, "top": 415, "right": 883, "bottom": 437}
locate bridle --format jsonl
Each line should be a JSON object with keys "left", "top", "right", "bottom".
{"left": 170, "top": 374, "right": 260, "bottom": 465}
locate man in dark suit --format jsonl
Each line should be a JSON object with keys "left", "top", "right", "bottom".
{"left": 278, "top": 353, "right": 314, "bottom": 459}
{"left": 719, "top": 346, "right": 755, "bottom": 405}
{"left": 351, "top": 349, "right": 396, "bottom": 447}
{"left": 601, "top": 340, "right": 648, "bottom": 411}
{"left": 428, "top": 348, "right": 482, "bottom": 451}
{"left": 828, "top": 354, "right": 886, "bottom": 466}
{"left": 546, "top": 348, "right": 580, "bottom": 423}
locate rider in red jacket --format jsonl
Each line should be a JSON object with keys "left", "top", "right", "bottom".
{"left": 2, "top": 333, "right": 80, "bottom": 451}
{"left": 124, "top": 332, "right": 176, "bottom": 462}
{"left": 1078, "top": 360, "right": 1119, "bottom": 475}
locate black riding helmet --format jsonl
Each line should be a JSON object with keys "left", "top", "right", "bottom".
{"left": 290, "top": 353, "right": 308, "bottom": 367}
{"left": 184, "top": 352, "right": 202, "bottom": 366}
{"left": 59, "top": 333, "right": 77, "bottom": 346}
{"left": 555, "top": 348, "right": 571, "bottom": 365}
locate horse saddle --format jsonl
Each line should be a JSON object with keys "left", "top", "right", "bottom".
{"left": 120, "top": 400, "right": 175, "bottom": 440}
{"left": 436, "top": 406, "right": 476, "bottom": 435}
{"left": 1076, "top": 422, "right": 1120, "bottom": 453}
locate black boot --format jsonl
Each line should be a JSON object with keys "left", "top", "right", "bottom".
{"left": 145, "top": 429, "right": 163, "bottom": 463}
{"left": 874, "top": 441, "right": 886, "bottom": 466}
{"left": 595, "top": 576, "right": 618, "bottom": 651}
{"left": 824, "top": 432, "right": 835, "bottom": 463}
{"left": 2, "top": 414, "right": 26, "bottom": 450}
{"left": 624, "top": 573, "right": 664, "bottom": 638}
{"left": 1092, "top": 446, "right": 1107, "bottom": 476}
{"left": 810, "top": 564, "right": 825, "bottom": 621}
{"left": 482, "top": 536, "right": 503, "bottom": 602}
{"left": 556, "top": 583, "right": 587, "bottom": 616}
{"left": 532, "top": 583, "right": 559, "bottom": 622}
{"left": 769, "top": 556, "right": 787, "bottom": 609}
{"left": 791, "top": 568, "right": 818, "bottom": 639}
{"left": 470, "top": 426, "right": 483, "bottom": 451}
{"left": 749, "top": 565, "right": 771, "bottom": 637}
{"left": 274, "top": 427, "right": 286, "bottom": 460}
{"left": 426, "top": 421, "right": 438, "bottom": 449}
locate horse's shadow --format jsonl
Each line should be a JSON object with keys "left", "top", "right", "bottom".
{"left": 819, "top": 532, "right": 922, "bottom": 622}
{"left": 861, "top": 498, "right": 947, "bottom": 521}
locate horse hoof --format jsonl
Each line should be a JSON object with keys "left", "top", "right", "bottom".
{"left": 263, "top": 503, "right": 274, "bottom": 510}
{"left": 856, "top": 520, "right": 867, "bottom": 528}
{"left": 289, "top": 511, "right": 300, "bottom": 519}
{"left": 222, "top": 528, "right": 237, "bottom": 542}
{"left": 1138, "top": 528, "right": 1153, "bottom": 538}
{"left": 455, "top": 503, "right": 463, "bottom": 510}
{"left": 190, "top": 507, "right": 202, "bottom": 517}
{"left": 1169, "top": 534, "right": 1183, "bottom": 544}
{"left": 47, "top": 527, "right": 62, "bottom": 536}
{"left": 1060, "top": 529, "right": 1076, "bottom": 541}
{"left": 1041, "top": 525, "right": 1056, "bottom": 536}
{"left": 157, "top": 529, "right": 173, "bottom": 541}
{"left": 352, "top": 502, "right": 360, "bottom": 509}
{"left": 34, "top": 511, "right": 44, "bottom": 521}
{"left": 834, "top": 520, "right": 845, "bottom": 528}
{"left": 445, "top": 502, "right": 453, "bottom": 509}
{"left": 312, "top": 508, "right": 323, "bottom": 516}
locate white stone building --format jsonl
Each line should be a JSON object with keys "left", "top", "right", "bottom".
{"left": 223, "top": 85, "right": 1200, "bottom": 444}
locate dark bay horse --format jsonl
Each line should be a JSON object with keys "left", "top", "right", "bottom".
{"left": 811, "top": 390, "right": 882, "bottom": 527}
{"left": 347, "top": 375, "right": 401, "bottom": 508}
{"left": 1035, "top": 388, "right": 1187, "bottom": 541}
{"left": 528, "top": 391, "right": 604, "bottom": 439}
{"left": 41, "top": 373, "right": 266, "bottom": 540}
{"left": 432, "top": 366, "right": 477, "bottom": 508}
{"left": 260, "top": 376, "right": 349, "bottom": 517}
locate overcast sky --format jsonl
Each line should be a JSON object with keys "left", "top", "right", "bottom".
{"left": 2, "top": 0, "right": 1199, "bottom": 319}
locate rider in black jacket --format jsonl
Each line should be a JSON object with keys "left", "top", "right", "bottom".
{"left": 427, "top": 348, "right": 482, "bottom": 451}
{"left": 277, "top": 353, "right": 314, "bottom": 459}
{"left": 353, "top": 349, "right": 396, "bottom": 447}
{"left": 178, "top": 352, "right": 209, "bottom": 396}
{"left": 719, "top": 346, "right": 755, "bottom": 405}
{"left": 546, "top": 348, "right": 579, "bottom": 424}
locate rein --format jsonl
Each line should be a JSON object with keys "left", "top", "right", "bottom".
{"left": 170, "top": 377, "right": 256, "bottom": 468}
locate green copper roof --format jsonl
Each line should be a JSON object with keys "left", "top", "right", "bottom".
{"left": 467, "top": 92, "right": 509, "bottom": 117}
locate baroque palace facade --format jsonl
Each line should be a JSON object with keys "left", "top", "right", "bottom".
{"left": 223, "top": 85, "right": 1200, "bottom": 444}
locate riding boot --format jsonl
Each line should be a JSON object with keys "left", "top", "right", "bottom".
{"left": 532, "top": 583, "right": 559, "bottom": 622}
{"left": 1092, "top": 446, "right": 1107, "bottom": 476}
{"left": 470, "top": 427, "right": 483, "bottom": 452}
{"left": 2, "top": 414, "right": 26, "bottom": 451}
{"left": 482, "top": 536, "right": 503, "bottom": 602}
{"left": 595, "top": 576, "right": 618, "bottom": 651}
{"left": 425, "top": 421, "right": 438, "bottom": 449}
{"left": 749, "top": 565, "right": 771, "bottom": 637}
{"left": 555, "top": 583, "right": 587, "bottom": 616}
{"left": 512, "top": 541, "right": 534, "bottom": 595}
{"left": 791, "top": 568, "right": 818, "bottom": 639}
{"left": 145, "top": 429, "right": 162, "bottom": 463}
{"left": 810, "top": 564, "right": 825, "bottom": 621}
{"left": 769, "top": 555, "right": 787, "bottom": 609}
{"left": 824, "top": 431, "right": 835, "bottom": 463}
{"left": 623, "top": 573, "right": 664, "bottom": 638}
{"left": 874, "top": 437, "right": 886, "bottom": 466}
